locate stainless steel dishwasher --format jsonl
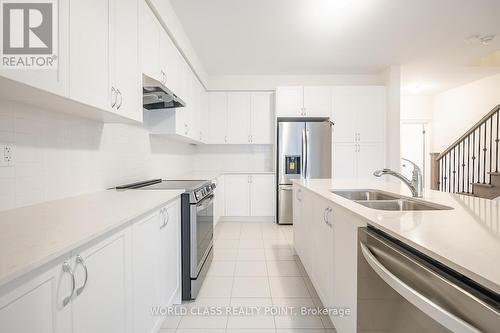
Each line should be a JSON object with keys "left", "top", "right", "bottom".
{"left": 357, "top": 227, "right": 500, "bottom": 332}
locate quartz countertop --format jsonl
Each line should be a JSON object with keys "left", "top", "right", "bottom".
{"left": 293, "top": 178, "right": 500, "bottom": 295}
{"left": 0, "top": 189, "right": 183, "bottom": 288}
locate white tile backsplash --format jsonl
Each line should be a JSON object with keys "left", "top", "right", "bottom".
{"left": 194, "top": 144, "right": 273, "bottom": 172}
{"left": 0, "top": 99, "right": 196, "bottom": 211}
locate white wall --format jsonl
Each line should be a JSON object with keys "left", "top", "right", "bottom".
{"left": 432, "top": 73, "right": 500, "bottom": 152}
{"left": 207, "top": 74, "right": 379, "bottom": 91}
{"left": 0, "top": 100, "right": 195, "bottom": 211}
{"left": 401, "top": 95, "right": 433, "bottom": 122}
{"left": 193, "top": 145, "right": 273, "bottom": 172}
{"left": 378, "top": 66, "right": 401, "bottom": 171}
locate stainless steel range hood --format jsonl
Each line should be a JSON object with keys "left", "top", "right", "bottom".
{"left": 143, "top": 74, "right": 186, "bottom": 110}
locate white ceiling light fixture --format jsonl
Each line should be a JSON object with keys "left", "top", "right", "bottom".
{"left": 465, "top": 34, "right": 496, "bottom": 45}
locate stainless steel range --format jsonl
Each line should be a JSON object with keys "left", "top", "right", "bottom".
{"left": 115, "top": 179, "right": 215, "bottom": 300}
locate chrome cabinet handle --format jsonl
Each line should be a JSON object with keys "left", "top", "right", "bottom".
{"left": 160, "top": 70, "right": 166, "bottom": 84}
{"left": 161, "top": 210, "right": 170, "bottom": 229}
{"left": 62, "top": 261, "right": 75, "bottom": 307}
{"left": 75, "top": 255, "right": 88, "bottom": 296}
{"left": 110, "top": 87, "right": 117, "bottom": 108}
{"left": 296, "top": 189, "right": 302, "bottom": 202}
{"left": 116, "top": 89, "right": 123, "bottom": 110}
{"left": 323, "top": 207, "right": 333, "bottom": 227}
{"left": 224, "top": 135, "right": 228, "bottom": 143}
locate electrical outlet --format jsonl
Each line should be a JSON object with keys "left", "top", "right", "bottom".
{"left": 0, "top": 144, "right": 14, "bottom": 167}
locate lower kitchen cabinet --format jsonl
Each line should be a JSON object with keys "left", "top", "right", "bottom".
{"left": 0, "top": 198, "right": 181, "bottom": 333}
{"left": 224, "top": 174, "right": 275, "bottom": 218}
{"left": 72, "top": 230, "right": 129, "bottom": 333}
{"left": 0, "top": 258, "right": 73, "bottom": 333}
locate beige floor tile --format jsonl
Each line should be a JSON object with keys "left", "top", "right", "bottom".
{"left": 213, "top": 248, "right": 238, "bottom": 261}
{"left": 197, "top": 277, "right": 233, "bottom": 298}
{"left": 303, "top": 276, "right": 319, "bottom": 299}
{"left": 267, "top": 260, "right": 302, "bottom": 276}
{"left": 226, "top": 330, "right": 275, "bottom": 333}
{"left": 237, "top": 248, "right": 266, "bottom": 261}
{"left": 183, "top": 297, "right": 231, "bottom": 312}
{"left": 214, "top": 239, "right": 240, "bottom": 249}
{"left": 177, "top": 315, "right": 228, "bottom": 329}
{"left": 265, "top": 247, "right": 296, "bottom": 261}
{"left": 232, "top": 277, "right": 271, "bottom": 298}
{"left": 276, "top": 329, "right": 326, "bottom": 333}
{"left": 239, "top": 238, "right": 265, "bottom": 249}
{"left": 227, "top": 315, "right": 276, "bottom": 329}
{"left": 176, "top": 330, "right": 225, "bottom": 333}
{"left": 269, "top": 277, "right": 311, "bottom": 298}
{"left": 234, "top": 260, "right": 268, "bottom": 277}
{"left": 207, "top": 261, "right": 236, "bottom": 277}
{"left": 160, "top": 315, "right": 182, "bottom": 328}
{"left": 157, "top": 329, "right": 176, "bottom": 333}
{"left": 274, "top": 315, "right": 325, "bottom": 329}
{"left": 230, "top": 297, "right": 273, "bottom": 308}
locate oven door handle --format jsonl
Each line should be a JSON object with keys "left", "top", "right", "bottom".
{"left": 360, "top": 242, "right": 481, "bottom": 333}
{"left": 196, "top": 194, "right": 214, "bottom": 210}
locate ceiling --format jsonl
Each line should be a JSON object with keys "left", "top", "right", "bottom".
{"left": 170, "top": 0, "right": 500, "bottom": 94}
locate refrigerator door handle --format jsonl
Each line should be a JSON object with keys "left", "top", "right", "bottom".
{"left": 305, "top": 129, "right": 310, "bottom": 178}
{"left": 302, "top": 128, "right": 306, "bottom": 178}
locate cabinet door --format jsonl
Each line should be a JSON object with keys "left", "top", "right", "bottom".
{"left": 69, "top": 0, "right": 110, "bottom": 111}
{"left": 312, "top": 198, "right": 335, "bottom": 308}
{"left": 331, "top": 87, "right": 358, "bottom": 143}
{"left": 304, "top": 86, "right": 332, "bottom": 117}
{"left": 276, "top": 86, "right": 303, "bottom": 117}
{"left": 250, "top": 92, "right": 274, "bottom": 144}
{"left": 206, "top": 92, "right": 228, "bottom": 144}
{"left": 0, "top": 2, "right": 69, "bottom": 97}
{"left": 225, "top": 175, "right": 250, "bottom": 216}
{"left": 299, "top": 189, "right": 314, "bottom": 274}
{"left": 214, "top": 176, "right": 225, "bottom": 225}
{"left": 111, "top": 0, "right": 141, "bottom": 121}
{"left": 355, "top": 86, "right": 386, "bottom": 143}
{"left": 332, "top": 143, "right": 357, "bottom": 179}
{"left": 250, "top": 175, "right": 275, "bottom": 216}
{"left": 140, "top": 1, "right": 160, "bottom": 81}
{"left": 159, "top": 200, "right": 181, "bottom": 306}
{"left": 0, "top": 260, "right": 72, "bottom": 333}
{"left": 160, "top": 29, "right": 179, "bottom": 92}
{"left": 292, "top": 186, "right": 304, "bottom": 257}
{"left": 357, "top": 143, "right": 385, "bottom": 179}
{"left": 132, "top": 211, "right": 162, "bottom": 333}
{"left": 72, "top": 231, "right": 128, "bottom": 333}
{"left": 227, "top": 92, "right": 251, "bottom": 144}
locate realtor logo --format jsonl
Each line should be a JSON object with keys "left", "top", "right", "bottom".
{"left": 1, "top": 0, "right": 58, "bottom": 69}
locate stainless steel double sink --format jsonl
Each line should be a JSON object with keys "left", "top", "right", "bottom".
{"left": 332, "top": 190, "right": 453, "bottom": 211}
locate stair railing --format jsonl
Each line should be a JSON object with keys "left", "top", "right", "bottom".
{"left": 436, "top": 104, "right": 500, "bottom": 194}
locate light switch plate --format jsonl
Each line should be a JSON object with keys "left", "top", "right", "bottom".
{"left": 0, "top": 143, "right": 14, "bottom": 167}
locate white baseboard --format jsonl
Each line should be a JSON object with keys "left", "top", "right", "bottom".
{"left": 218, "top": 216, "right": 276, "bottom": 223}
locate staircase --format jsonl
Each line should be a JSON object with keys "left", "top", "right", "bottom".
{"left": 434, "top": 104, "right": 500, "bottom": 199}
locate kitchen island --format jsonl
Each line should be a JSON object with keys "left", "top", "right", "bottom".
{"left": 293, "top": 178, "right": 500, "bottom": 332}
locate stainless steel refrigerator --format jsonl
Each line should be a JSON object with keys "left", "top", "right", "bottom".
{"left": 277, "top": 120, "right": 332, "bottom": 224}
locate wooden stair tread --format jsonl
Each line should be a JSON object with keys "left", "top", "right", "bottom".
{"left": 472, "top": 183, "right": 494, "bottom": 188}
{"left": 456, "top": 192, "right": 475, "bottom": 197}
{"left": 488, "top": 172, "right": 500, "bottom": 176}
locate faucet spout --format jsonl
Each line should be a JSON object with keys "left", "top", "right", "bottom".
{"left": 373, "top": 161, "right": 423, "bottom": 198}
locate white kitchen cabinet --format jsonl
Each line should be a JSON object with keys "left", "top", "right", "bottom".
{"left": 250, "top": 92, "right": 274, "bottom": 144}
{"left": 333, "top": 142, "right": 385, "bottom": 180}
{"left": 224, "top": 174, "right": 275, "bottom": 217}
{"left": 227, "top": 92, "right": 252, "bottom": 144}
{"left": 275, "top": 86, "right": 303, "bottom": 117}
{"left": 72, "top": 230, "right": 129, "bottom": 333}
{"left": 214, "top": 176, "right": 225, "bottom": 226}
{"left": 0, "top": 258, "right": 73, "bottom": 333}
{"left": 250, "top": 175, "right": 275, "bottom": 216}
{"left": 312, "top": 196, "right": 335, "bottom": 308}
{"left": 141, "top": 1, "right": 161, "bottom": 82}
{"left": 69, "top": 0, "right": 111, "bottom": 111}
{"left": 160, "top": 29, "right": 180, "bottom": 95}
{"left": 304, "top": 86, "right": 332, "bottom": 117}
{"left": 206, "top": 92, "right": 228, "bottom": 144}
{"left": 110, "top": 0, "right": 141, "bottom": 122}
{"left": 0, "top": 2, "right": 69, "bottom": 97}
{"left": 293, "top": 186, "right": 304, "bottom": 257}
{"left": 158, "top": 200, "right": 181, "bottom": 306}
{"left": 225, "top": 175, "right": 251, "bottom": 216}
{"left": 132, "top": 210, "right": 162, "bottom": 333}
{"left": 332, "top": 86, "right": 386, "bottom": 143}
{"left": 276, "top": 86, "right": 331, "bottom": 117}
{"left": 294, "top": 187, "right": 314, "bottom": 274}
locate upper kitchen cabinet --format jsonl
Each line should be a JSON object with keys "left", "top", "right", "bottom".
{"left": 141, "top": 1, "right": 160, "bottom": 81}
{"left": 69, "top": 0, "right": 111, "bottom": 111}
{"left": 206, "top": 92, "right": 228, "bottom": 144}
{"left": 227, "top": 92, "right": 252, "bottom": 144}
{"left": 70, "top": 0, "right": 141, "bottom": 121}
{"left": 205, "top": 91, "right": 274, "bottom": 145}
{"left": 332, "top": 86, "right": 386, "bottom": 143}
{"left": 0, "top": 2, "right": 69, "bottom": 97}
{"left": 276, "top": 86, "right": 332, "bottom": 118}
{"left": 109, "top": 0, "right": 142, "bottom": 122}
{"left": 250, "top": 92, "right": 274, "bottom": 144}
